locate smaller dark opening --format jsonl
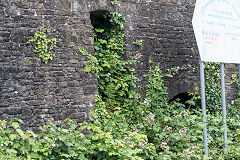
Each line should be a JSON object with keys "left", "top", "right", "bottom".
{"left": 168, "top": 92, "right": 192, "bottom": 104}
{"left": 89, "top": 10, "right": 115, "bottom": 100}
{"left": 90, "top": 10, "right": 110, "bottom": 29}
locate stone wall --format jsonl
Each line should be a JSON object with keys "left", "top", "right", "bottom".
{"left": 119, "top": 0, "right": 238, "bottom": 102}
{"left": 119, "top": 0, "right": 200, "bottom": 99}
{"left": 225, "top": 64, "right": 239, "bottom": 104}
{"left": 0, "top": 0, "right": 238, "bottom": 130}
{"left": 0, "top": 0, "right": 100, "bottom": 131}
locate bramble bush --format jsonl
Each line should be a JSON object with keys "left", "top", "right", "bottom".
{"left": 1, "top": 64, "right": 240, "bottom": 159}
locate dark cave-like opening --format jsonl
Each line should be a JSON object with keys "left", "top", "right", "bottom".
{"left": 168, "top": 92, "right": 192, "bottom": 105}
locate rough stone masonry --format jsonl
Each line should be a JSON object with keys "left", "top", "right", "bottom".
{"left": 0, "top": 0, "right": 238, "bottom": 130}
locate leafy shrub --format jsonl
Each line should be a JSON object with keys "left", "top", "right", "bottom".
{"left": 0, "top": 118, "right": 151, "bottom": 160}
{"left": 1, "top": 64, "right": 240, "bottom": 159}
{"left": 0, "top": 119, "right": 90, "bottom": 159}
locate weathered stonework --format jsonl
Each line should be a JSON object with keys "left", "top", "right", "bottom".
{"left": 0, "top": 0, "right": 238, "bottom": 130}
{"left": 119, "top": 0, "right": 200, "bottom": 99}
{"left": 0, "top": 0, "right": 100, "bottom": 131}
{"left": 225, "top": 64, "right": 239, "bottom": 104}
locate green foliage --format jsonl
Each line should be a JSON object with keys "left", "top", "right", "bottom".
{"left": 183, "top": 62, "right": 240, "bottom": 159}
{"left": 79, "top": 47, "right": 99, "bottom": 73}
{"left": 144, "top": 66, "right": 168, "bottom": 108}
{"left": 69, "top": 42, "right": 75, "bottom": 48}
{"left": 0, "top": 119, "right": 90, "bottom": 160}
{"left": 78, "top": 10, "right": 240, "bottom": 159}
{"left": 111, "top": 0, "right": 121, "bottom": 6}
{"left": 0, "top": 118, "right": 151, "bottom": 160}
{"left": 106, "top": 12, "right": 125, "bottom": 30}
{"left": 28, "top": 29, "right": 57, "bottom": 64}
{"left": 204, "top": 62, "right": 222, "bottom": 113}
{"left": 1, "top": 64, "right": 240, "bottom": 159}
{"left": 186, "top": 62, "right": 222, "bottom": 112}
{"left": 80, "top": 12, "right": 136, "bottom": 108}
{"left": 132, "top": 40, "right": 143, "bottom": 46}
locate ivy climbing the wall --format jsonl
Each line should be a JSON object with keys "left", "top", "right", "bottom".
{"left": 85, "top": 11, "right": 138, "bottom": 109}
{"left": 28, "top": 27, "right": 57, "bottom": 64}
{"left": 111, "top": 0, "right": 121, "bottom": 6}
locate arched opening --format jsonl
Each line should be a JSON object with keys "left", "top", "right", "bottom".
{"left": 89, "top": 10, "right": 131, "bottom": 107}
{"left": 90, "top": 10, "right": 113, "bottom": 101}
{"left": 168, "top": 92, "right": 192, "bottom": 105}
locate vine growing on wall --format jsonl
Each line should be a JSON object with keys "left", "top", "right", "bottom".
{"left": 132, "top": 39, "right": 143, "bottom": 46}
{"left": 80, "top": 11, "right": 137, "bottom": 109}
{"left": 111, "top": 0, "right": 121, "bottom": 6}
{"left": 28, "top": 28, "right": 57, "bottom": 64}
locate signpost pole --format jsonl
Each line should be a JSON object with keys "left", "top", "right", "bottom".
{"left": 193, "top": 0, "right": 240, "bottom": 156}
{"left": 220, "top": 63, "right": 228, "bottom": 153}
{"left": 200, "top": 61, "right": 208, "bottom": 157}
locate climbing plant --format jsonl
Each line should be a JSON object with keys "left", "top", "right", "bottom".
{"left": 28, "top": 28, "right": 57, "bottom": 64}
{"left": 111, "top": 0, "right": 121, "bottom": 6}
{"left": 132, "top": 39, "right": 143, "bottom": 46}
{"left": 80, "top": 11, "right": 137, "bottom": 109}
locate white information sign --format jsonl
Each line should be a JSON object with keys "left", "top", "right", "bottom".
{"left": 192, "top": 0, "right": 240, "bottom": 63}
